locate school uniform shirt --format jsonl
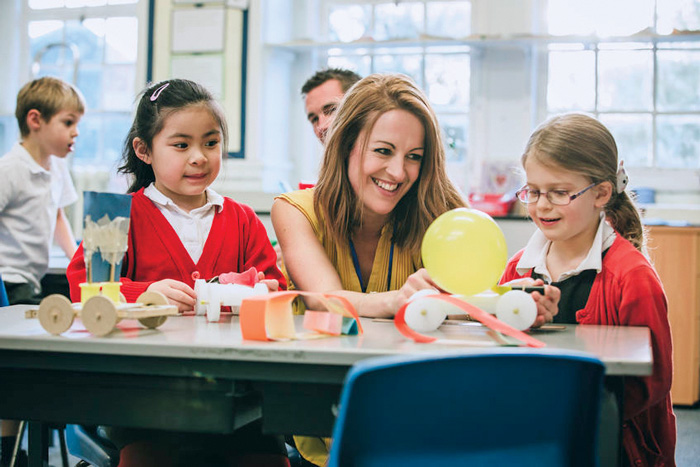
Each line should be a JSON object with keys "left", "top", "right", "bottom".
{"left": 0, "top": 142, "right": 78, "bottom": 292}
{"left": 276, "top": 188, "right": 422, "bottom": 467}
{"left": 67, "top": 187, "right": 285, "bottom": 303}
{"left": 500, "top": 220, "right": 676, "bottom": 467}
{"left": 144, "top": 183, "right": 220, "bottom": 263}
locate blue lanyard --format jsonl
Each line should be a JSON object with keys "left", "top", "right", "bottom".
{"left": 349, "top": 237, "right": 394, "bottom": 293}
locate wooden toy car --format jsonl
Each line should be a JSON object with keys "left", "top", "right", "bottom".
{"left": 26, "top": 290, "right": 178, "bottom": 337}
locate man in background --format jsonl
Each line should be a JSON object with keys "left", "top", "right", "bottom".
{"left": 301, "top": 68, "right": 361, "bottom": 143}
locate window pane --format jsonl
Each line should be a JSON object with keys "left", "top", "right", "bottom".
{"left": 438, "top": 114, "right": 468, "bottom": 162}
{"left": 657, "top": 115, "right": 700, "bottom": 168}
{"left": 373, "top": 2, "right": 423, "bottom": 41}
{"left": 657, "top": 0, "right": 700, "bottom": 34}
{"left": 657, "top": 50, "right": 700, "bottom": 111}
{"left": 66, "top": 19, "right": 104, "bottom": 65}
{"left": 102, "top": 64, "right": 135, "bottom": 111}
{"left": 66, "top": 0, "right": 108, "bottom": 7}
{"left": 0, "top": 116, "right": 19, "bottom": 155}
{"left": 599, "top": 114, "right": 653, "bottom": 167}
{"left": 29, "top": 0, "right": 66, "bottom": 9}
{"left": 327, "top": 55, "right": 371, "bottom": 77}
{"left": 425, "top": 54, "right": 469, "bottom": 108}
{"left": 373, "top": 54, "right": 423, "bottom": 87}
{"left": 105, "top": 17, "right": 138, "bottom": 63}
{"left": 102, "top": 113, "right": 132, "bottom": 167}
{"left": 547, "top": 0, "right": 595, "bottom": 35}
{"left": 594, "top": 0, "right": 653, "bottom": 36}
{"left": 547, "top": 50, "right": 595, "bottom": 111}
{"left": 76, "top": 66, "right": 103, "bottom": 109}
{"left": 426, "top": 1, "right": 471, "bottom": 38}
{"left": 598, "top": 50, "right": 653, "bottom": 111}
{"left": 548, "top": 0, "right": 653, "bottom": 36}
{"left": 72, "top": 113, "right": 100, "bottom": 163}
{"left": 328, "top": 5, "right": 369, "bottom": 42}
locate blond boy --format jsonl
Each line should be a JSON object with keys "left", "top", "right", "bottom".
{"left": 0, "top": 77, "right": 83, "bottom": 465}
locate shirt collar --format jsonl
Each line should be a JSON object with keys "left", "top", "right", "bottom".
{"left": 516, "top": 212, "right": 616, "bottom": 282}
{"left": 13, "top": 142, "right": 49, "bottom": 175}
{"left": 143, "top": 183, "right": 224, "bottom": 214}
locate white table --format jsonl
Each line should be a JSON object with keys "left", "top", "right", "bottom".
{"left": 0, "top": 305, "right": 651, "bottom": 466}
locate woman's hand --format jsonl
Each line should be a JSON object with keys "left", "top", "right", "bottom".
{"left": 390, "top": 268, "right": 441, "bottom": 315}
{"left": 504, "top": 278, "right": 560, "bottom": 327}
{"left": 147, "top": 279, "right": 196, "bottom": 313}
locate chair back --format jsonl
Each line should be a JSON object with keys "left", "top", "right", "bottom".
{"left": 328, "top": 349, "right": 605, "bottom": 467}
{"left": 65, "top": 425, "right": 119, "bottom": 467}
{"left": 0, "top": 273, "right": 9, "bottom": 307}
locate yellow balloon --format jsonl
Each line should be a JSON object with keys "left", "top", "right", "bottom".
{"left": 422, "top": 208, "right": 508, "bottom": 296}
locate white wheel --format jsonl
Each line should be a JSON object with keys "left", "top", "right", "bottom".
{"left": 404, "top": 293, "right": 447, "bottom": 333}
{"left": 193, "top": 279, "right": 207, "bottom": 316}
{"left": 206, "top": 287, "right": 221, "bottom": 322}
{"left": 38, "top": 294, "right": 75, "bottom": 335}
{"left": 495, "top": 290, "right": 537, "bottom": 331}
{"left": 82, "top": 295, "right": 119, "bottom": 337}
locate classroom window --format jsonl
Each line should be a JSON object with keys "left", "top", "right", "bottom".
{"left": 322, "top": 1, "right": 471, "bottom": 164}
{"left": 24, "top": 0, "right": 141, "bottom": 171}
{"left": 546, "top": 0, "right": 700, "bottom": 169}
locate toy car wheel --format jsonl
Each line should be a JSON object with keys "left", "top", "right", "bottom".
{"left": 136, "top": 291, "right": 170, "bottom": 329}
{"left": 136, "top": 290, "right": 169, "bottom": 306}
{"left": 37, "top": 294, "right": 75, "bottom": 335}
{"left": 138, "top": 315, "right": 168, "bottom": 329}
{"left": 82, "top": 295, "right": 118, "bottom": 337}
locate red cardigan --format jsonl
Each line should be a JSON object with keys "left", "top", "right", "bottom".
{"left": 501, "top": 235, "right": 676, "bottom": 466}
{"left": 67, "top": 189, "right": 285, "bottom": 303}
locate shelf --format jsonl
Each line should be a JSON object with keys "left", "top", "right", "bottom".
{"left": 265, "top": 31, "right": 700, "bottom": 52}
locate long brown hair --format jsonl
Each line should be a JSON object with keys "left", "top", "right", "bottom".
{"left": 522, "top": 113, "right": 645, "bottom": 251}
{"left": 314, "top": 73, "right": 466, "bottom": 252}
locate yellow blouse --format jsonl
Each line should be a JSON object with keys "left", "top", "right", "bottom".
{"left": 275, "top": 188, "right": 421, "bottom": 466}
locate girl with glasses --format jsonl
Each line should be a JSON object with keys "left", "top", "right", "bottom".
{"left": 501, "top": 113, "right": 675, "bottom": 466}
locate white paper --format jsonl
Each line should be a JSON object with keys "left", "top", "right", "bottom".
{"left": 171, "top": 8, "right": 225, "bottom": 53}
{"left": 170, "top": 54, "right": 224, "bottom": 98}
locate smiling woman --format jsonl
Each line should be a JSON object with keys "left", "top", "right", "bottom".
{"left": 272, "top": 72, "right": 467, "bottom": 467}
{"left": 272, "top": 74, "right": 466, "bottom": 319}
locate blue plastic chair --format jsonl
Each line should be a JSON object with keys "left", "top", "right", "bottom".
{"left": 0, "top": 273, "right": 9, "bottom": 307}
{"left": 65, "top": 425, "right": 119, "bottom": 467}
{"left": 328, "top": 350, "right": 605, "bottom": 467}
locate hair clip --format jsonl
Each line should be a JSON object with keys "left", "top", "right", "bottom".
{"left": 616, "top": 160, "right": 629, "bottom": 193}
{"left": 150, "top": 83, "right": 170, "bottom": 102}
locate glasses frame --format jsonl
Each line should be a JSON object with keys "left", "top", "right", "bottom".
{"left": 516, "top": 182, "right": 598, "bottom": 206}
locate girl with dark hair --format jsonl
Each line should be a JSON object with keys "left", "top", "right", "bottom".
{"left": 67, "top": 79, "right": 288, "bottom": 466}
{"left": 501, "top": 113, "right": 676, "bottom": 466}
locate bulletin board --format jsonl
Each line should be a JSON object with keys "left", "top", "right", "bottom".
{"left": 151, "top": 0, "right": 247, "bottom": 158}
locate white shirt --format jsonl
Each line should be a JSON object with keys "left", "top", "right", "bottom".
{"left": 515, "top": 212, "right": 616, "bottom": 283}
{"left": 143, "top": 183, "right": 223, "bottom": 263}
{"left": 0, "top": 142, "right": 78, "bottom": 291}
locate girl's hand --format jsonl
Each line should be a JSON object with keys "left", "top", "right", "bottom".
{"left": 147, "top": 279, "right": 196, "bottom": 313}
{"left": 525, "top": 278, "right": 560, "bottom": 328}
{"left": 257, "top": 271, "right": 279, "bottom": 292}
{"left": 392, "top": 268, "right": 441, "bottom": 314}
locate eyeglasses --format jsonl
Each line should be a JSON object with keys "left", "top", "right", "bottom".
{"left": 516, "top": 183, "right": 597, "bottom": 206}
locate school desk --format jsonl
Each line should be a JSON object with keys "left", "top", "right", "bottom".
{"left": 0, "top": 305, "right": 651, "bottom": 467}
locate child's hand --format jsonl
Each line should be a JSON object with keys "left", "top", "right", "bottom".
{"left": 147, "top": 279, "right": 196, "bottom": 313}
{"left": 257, "top": 271, "right": 279, "bottom": 292}
{"left": 523, "top": 278, "right": 560, "bottom": 328}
